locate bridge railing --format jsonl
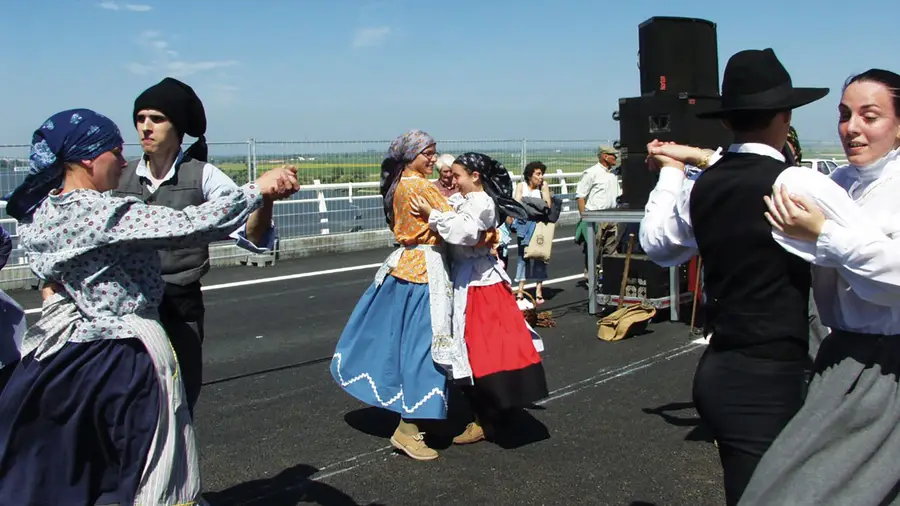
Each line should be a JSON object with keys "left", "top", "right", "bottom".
{"left": 0, "top": 171, "right": 583, "bottom": 271}
{"left": 0, "top": 136, "right": 846, "bottom": 275}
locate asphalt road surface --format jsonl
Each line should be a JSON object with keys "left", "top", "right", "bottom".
{"left": 10, "top": 228, "right": 724, "bottom": 506}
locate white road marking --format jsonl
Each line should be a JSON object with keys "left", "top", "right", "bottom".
{"left": 300, "top": 341, "right": 705, "bottom": 487}
{"left": 536, "top": 342, "right": 703, "bottom": 404}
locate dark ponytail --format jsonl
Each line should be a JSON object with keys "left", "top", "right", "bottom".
{"left": 380, "top": 157, "right": 404, "bottom": 229}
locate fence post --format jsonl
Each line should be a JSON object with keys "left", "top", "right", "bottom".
{"left": 313, "top": 178, "right": 330, "bottom": 235}
{"left": 247, "top": 138, "right": 253, "bottom": 183}
{"left": 521, "top": 137, "right": 528, "bottom": 171}
{"left": 251, "top": 139, "right": 258, "bottom": 179}
{"left": 556, "top": 169, "right": 571, "bottom": 212}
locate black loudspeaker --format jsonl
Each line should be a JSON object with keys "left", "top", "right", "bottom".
{"left": 639, "top": 17, "right": 720, "bottom": 96}
{"left": 616, "top": 93, "right": 733, "bottom": 152}
{"left": 618, "top": 150, "right": 658, "bottom": 210}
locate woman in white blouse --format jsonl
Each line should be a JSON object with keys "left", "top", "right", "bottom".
{"left": 648, "top": 69, "right": 900, "bottom": 505}
{"left": 513, "top": 161, "right": 552, "bottom": 303}
{"left": 734, "top": 70, "right": 900, "bottom": 505}
{"left": 411, "top": 153, "right": 548, "bottom": 445}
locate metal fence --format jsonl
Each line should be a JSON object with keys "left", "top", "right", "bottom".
{"left": 0, "top": 137, "right": 848, "bottom": 188}
{"left": 0, "top": 137, "right": 848, "bottom": 266}
{"left": 0, "top": 138, "right": 635, "bottom": 270}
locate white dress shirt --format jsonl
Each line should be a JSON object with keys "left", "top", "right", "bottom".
{"left": 576, "top": 162, "right": 620, "bottom": 211}
{"left": 640, "top": 143, "right": 900, "bottom": 335}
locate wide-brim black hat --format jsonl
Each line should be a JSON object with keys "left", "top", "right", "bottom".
{"left": 697, "top": 48, "right": 829, "bottom": 119}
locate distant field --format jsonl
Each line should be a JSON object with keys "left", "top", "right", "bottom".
{"left": 214, "top": 146, "right": 847, "bottom": 186}
{"left": 216, "top": 152, "right": 602, "bottom": 186}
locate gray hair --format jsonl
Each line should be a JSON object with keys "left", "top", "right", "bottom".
{"left": 435, "top": 153, "right": 456, "bottom": 170}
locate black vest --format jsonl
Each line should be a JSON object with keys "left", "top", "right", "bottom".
{"left": 112, "top": 157, "right": 209, "bottom": 287}
{"left": 689, "top": 152, "right": 811, "bottom": 359}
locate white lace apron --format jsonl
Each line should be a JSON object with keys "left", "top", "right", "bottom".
{"left": 374, "top": 244, "right": 472, "bottom": 381}
{"left": 450, "top": 252, "right": 545, "bottom": 355}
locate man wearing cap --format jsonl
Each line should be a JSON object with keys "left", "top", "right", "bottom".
{"left": 113, "top": 77, "right": 283, "bottom": 416}
{"left": 575, "top": 146, "right": 621, "bottom": 283}
{"left": 637, "top": 48, "right": 828, "bottom": 505}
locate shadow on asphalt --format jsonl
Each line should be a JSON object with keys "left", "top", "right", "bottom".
{"left": 342, "top": 387, "right": 550, "bottom": 454}
{"left": 642, "top": 401, "right": 715, "bottom": 444}
{"left": 204, "top": 462, "right": 383, "bottom": 506}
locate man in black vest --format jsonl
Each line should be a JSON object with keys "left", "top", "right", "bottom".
{"left": 638, "top": 49, "right": 829, "bottom": 505}
{"left": 113, "top": 77, "right": 287, "bottom": 417}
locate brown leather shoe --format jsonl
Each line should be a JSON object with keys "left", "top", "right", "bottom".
{"left": 452, "top": 421, "right": 486, "bottom": 445}
{"left": 390, "top": 428, "right": 439, "bottom": 460}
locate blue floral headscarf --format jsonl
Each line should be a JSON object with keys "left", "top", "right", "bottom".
{"left": 379, "top": 129, "right": 435, "bottom": 228}
{"left": 4, "top": 109, "right": 124, "bottom": 221}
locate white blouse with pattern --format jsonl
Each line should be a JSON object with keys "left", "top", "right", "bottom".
{"left": 18, "top": 183, "right": 263, "bottom": 344}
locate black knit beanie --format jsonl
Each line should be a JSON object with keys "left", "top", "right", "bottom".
{"left": 133, "top": 77, "right": 208, "bottom": 161}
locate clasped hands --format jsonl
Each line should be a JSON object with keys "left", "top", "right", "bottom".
{"left": 643, "top": 139, "right": 825, "bottom": 243}
{"left": 256, "top": 165, "right": 301, "bottom": 201}
{"left": 644, "top": 139, "right": 713, "bottom": 172}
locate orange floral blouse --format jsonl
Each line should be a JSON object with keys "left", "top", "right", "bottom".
{"left": 390, "top": 169, "right": 452, "bottom": 283}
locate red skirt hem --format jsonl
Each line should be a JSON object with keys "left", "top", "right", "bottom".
{"left": 464, "top": 282, "right": 543, "bottom": 379}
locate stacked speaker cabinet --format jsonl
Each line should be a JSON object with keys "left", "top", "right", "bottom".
{"left": 638, "top": 17, "right": 720, "bottom": 97}
{"left": 617, "top": 93, "right": 733, "bottom": 207}
{"left": 615, "top": 17, "right": 732, "bottom": 209}
{"left": 617, "top": 93, "right": 731, "bottom": 152}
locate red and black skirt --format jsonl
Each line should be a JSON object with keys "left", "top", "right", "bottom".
{"left": 464, "top": 282, "right": 548, "bottom": 411}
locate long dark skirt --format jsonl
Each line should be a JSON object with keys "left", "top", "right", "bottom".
{"left": 0, "top": 339, "right": 159, "bottom": 506}
{"left": 739, "top": 330, "right": 900, "bottom": 505}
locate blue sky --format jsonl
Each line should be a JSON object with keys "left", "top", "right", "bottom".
{"left": 1, "top": 0, "right": 897, "bottom": 145}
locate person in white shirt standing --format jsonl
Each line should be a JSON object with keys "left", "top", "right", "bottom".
{"left": 575, "top": 146, "right": 621, "bottom": 282}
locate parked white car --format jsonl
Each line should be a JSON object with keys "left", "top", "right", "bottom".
{"left": 801, "top": 158, "right": 841, "bottom": 176}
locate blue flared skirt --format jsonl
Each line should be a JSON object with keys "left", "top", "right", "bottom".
{"left": 330, "top": 274, "right": 449, "bottom": 419}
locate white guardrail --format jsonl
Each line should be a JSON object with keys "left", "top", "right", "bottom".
{"left": 0, "top": 170, "right": 584, "bottom": 264}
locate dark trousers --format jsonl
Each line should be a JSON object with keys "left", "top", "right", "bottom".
{"left": 158, "top": 283, "right": 205, "bottom": 417}
{"left": 692, "top": 347, "right": 807, "bottom": 506}
{"left": 581, "top": 221, "right": 619, "bottom": 273}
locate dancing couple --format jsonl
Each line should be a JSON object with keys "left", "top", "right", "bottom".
{"left": 330, "top": 130, "right": 549, "bottom": 460}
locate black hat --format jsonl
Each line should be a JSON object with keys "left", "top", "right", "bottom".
{"left": 697, "top": 48, "right": 829, "bottom": 119}
{"left": 133, "top": 77, "right": 208, "bottom": 160}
